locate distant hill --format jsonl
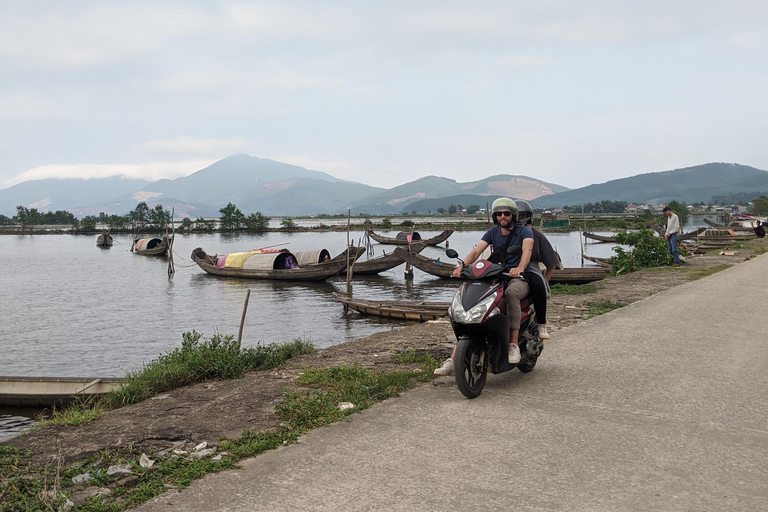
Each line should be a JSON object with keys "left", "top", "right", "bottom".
{"left": 531, "top": 163, "right": 768, "bottom": 208}
{"left": 0, "top": 176, "right": 152, "bottom": 217}
{"left": 350, "top": 174, "right": 569, "bottom": 214}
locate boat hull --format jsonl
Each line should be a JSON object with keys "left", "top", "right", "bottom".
{"left": 0, "top": 377, "right": 121, "bottom": 407}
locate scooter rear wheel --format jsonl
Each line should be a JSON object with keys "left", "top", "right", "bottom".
{"left": 455, "top": 336, "right": 488, "bottom": 399}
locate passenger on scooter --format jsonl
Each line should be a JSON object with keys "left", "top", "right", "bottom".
{"left": 449, "top": 197, "right": 533, "bottom": 365}
{"left": 515, "top": 200, "right": 559, "bottom": 341}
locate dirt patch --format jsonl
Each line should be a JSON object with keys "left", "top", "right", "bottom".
{"left": 5, "top": 243, "right": 763, "bottom": 471}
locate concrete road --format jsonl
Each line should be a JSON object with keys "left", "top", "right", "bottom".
{"left": 138, "top": 254, "right": 768, "bottom": 511}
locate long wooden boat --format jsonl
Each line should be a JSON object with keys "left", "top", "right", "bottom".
{"left": 394, "top": 247, "right": 456, "bottom": 277}
{"left": 396, "top": 248, "right": 610, "bottom": 284}
{"left": 582, "top": 254, "right": 612, "bottom": 268}
{"left": 96, "top": 233, "right": 113, "bottom": 247}
{"left": 352, "top": 243, "right": 426, "bottom": 275}
{"left": 133, "top": 235, "right": 171, "bottom": 256}
{"left": 369, "top": 229, "right": 453, "bottom": 246}
{"left": 0, "top": 376, "right": 122, "bottom": 407}
{"left": 587, "top": 227, "right": 707, "bottom": 243}
{"left": 191, "top": 247, "right": 348, "bottom": 281}
{"left": 332, "top": 292, "right": 449, "bottom": 321}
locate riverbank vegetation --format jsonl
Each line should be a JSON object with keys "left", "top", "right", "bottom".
{"left": 0, "top": 351, "right": 437, "bottom": 512}
{"left": 41, "top": 332, "right": 314, "bottom": 428}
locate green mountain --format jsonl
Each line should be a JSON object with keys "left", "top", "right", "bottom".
{"left": 531, "top": 163, "right": 768, "bottom": 208}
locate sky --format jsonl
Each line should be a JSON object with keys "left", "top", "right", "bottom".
{"left": 1, "top": 1, "right": 767, "bottom": 192}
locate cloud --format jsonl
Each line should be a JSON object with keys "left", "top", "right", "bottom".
{"left": 7, "top": 160, "right": 212, "bottom": 187}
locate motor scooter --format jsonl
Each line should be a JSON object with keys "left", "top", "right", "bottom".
{"left": 446, "top": 246, "right": 543, "bottom": 398}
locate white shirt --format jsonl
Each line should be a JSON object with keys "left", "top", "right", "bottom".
{"left": 665, "top": 212, "right": 681, "bottom": 236}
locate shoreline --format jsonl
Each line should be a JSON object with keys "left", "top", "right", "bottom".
{"left": 2, "top": 238, "right": 764, "bottom": 510}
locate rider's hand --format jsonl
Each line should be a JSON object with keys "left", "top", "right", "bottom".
{"left": 452, "top": 263, "right": 463, "bottom": 278}
{"left": 509, "top": 266, "right": 523, "bottom": 278}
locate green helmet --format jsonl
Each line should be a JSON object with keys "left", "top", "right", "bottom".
{"left": 491, "top": 197, "right": 518, "bottom": 225}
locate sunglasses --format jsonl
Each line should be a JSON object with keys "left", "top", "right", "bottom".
{"left": 494, "top": 211, "right": 512, "bottom": 217}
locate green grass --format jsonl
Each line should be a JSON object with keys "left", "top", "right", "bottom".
{"left": 41, "top": 332, "right": 314, "bottom": 427}
{"left": 686, "top": 264, "right": 731, "bottom": 281}
{"left": 1, "top": 352, "right": 438, "bottom": 511}
{"left": 550, "top": 283, "right": 597, "bottom": 295}
{"left": 582, "top": 301, "right": 626, "bottom": 319}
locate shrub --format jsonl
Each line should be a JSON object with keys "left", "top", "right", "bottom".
{"left": 610, "top": 229, "right": 671, "bottom": 275}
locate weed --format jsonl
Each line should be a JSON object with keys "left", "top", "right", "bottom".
{"left": 550, "top": 283, "right": 597, "bottom": 295}
{"left": 686, "top": 264, "right": 731, "bottom": 281}
{"left": 582, "top": 301, "right": 626, "bottom": 319}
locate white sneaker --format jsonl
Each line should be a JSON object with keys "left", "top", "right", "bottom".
{"left": 434, "top": 358, "right": 454, "bottom": 376}
{"left": 538, "top": 324, "right": 550, "bottom": 340}
{"left": 508, "top": 344, "right": 521, "bottom": 364}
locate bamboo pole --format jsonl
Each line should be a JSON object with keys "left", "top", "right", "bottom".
{"left": 237, "top": 289, "right": 251, "bottom": 349}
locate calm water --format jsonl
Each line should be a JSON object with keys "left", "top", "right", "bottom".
{"left": 0, "top": 217, "right": 712, "bottom": 439}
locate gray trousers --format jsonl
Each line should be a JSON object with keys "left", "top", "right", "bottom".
{"left": 505, "top": 278, "right": 530, "bottom": 330}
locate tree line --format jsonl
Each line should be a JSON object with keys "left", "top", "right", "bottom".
{"left": 4, "top": 202, "right": 274, "bottom": 234}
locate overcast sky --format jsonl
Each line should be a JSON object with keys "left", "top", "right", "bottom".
{"left": 1, "top": 1, "right": 766, "bottom": 192}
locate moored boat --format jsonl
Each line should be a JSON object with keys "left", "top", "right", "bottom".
{"left": 96, "top": 233, "right": 113, "bottom": 247}
{"left": 191, "top": 247, "right": 348, "bottom": 281}
{"left": 582, "top": 254, "right": 612, "bottom": 268}
{"left": 351, "top": 243, "right": 426, "bottom": 275}
{"left": 396, "top": 248, "right": 610, "bottom": 284}
{"left": 133, "top": 236, "right": 171, "bottom": 256}
{"left": 369, "top": 229, "right": 453, "bottom": 246}
{"left": 0, "top": 376, "right": 122, "bottom": 407}
{"left": 332, "top": 292, "right": 449, "bottom": 321}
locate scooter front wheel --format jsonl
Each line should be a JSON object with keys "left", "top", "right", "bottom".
{"left": 455, "top": 336, "right": 488, "bottom": 399}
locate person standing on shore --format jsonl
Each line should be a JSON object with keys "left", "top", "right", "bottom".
{"left": 663, "top": 206, "right": 682, "bottom": 267}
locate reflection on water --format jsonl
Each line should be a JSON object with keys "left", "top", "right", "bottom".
{"left": 0, "top": 218, "right": 718, "bottom": 440}
{"left": 0, "top": 408, "right": 42, "bottom": 442}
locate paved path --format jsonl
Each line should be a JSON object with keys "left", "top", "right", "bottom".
{"left": 138, "top": 255, "right": 768, "bottom": 511}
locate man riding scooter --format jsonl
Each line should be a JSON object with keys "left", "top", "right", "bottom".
{"left": 434, "top": 197, "right": 534, "bottom": 376}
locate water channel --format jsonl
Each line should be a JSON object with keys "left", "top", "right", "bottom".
{"left": 0, "top": 216, "right": 713, "bottom": 440}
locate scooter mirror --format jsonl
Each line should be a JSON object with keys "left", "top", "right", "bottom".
{"left": 507, "top": 245, "right": 523, "bottom": 256}
{"left": 446, "top": 248, "right": 459, "bottom": 259}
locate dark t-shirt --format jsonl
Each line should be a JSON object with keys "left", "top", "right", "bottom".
{"left": 481, "top": 224, "right": 533, "bottom": 269}
{"left": 754, "top": 225, "right": 766, "bottom": 238}
{"left": 530, "top": 227, "right": 559, "bottom": 269}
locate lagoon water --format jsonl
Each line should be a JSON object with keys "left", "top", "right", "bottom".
{"left": 0, "top": 217, "right": 712, "bottom": 439}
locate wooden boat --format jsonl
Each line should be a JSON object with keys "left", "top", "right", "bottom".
{"left": 0, "top": 376, "right": 122, "bottom": 407}
{"left": 133, "top": 235, "right": 171, "bottom": 256}
{"left": 332, "top": 292, "right": 449, "bottom": 321}
{"left": 191, "top": 247, "right": 348, "bottom": 281}
{"left": 352, "top": 243, "right": 426, "bottom": 275}
{"left": 582, "top": 254, "right": 612, "bottom": 268}
{"left": 550, "top": 267, "right": 611, "bottom": 284}
{"left": 369, "top": 229, "right": 454, "bottom": 246}
{"left": 96, "top": 233, "right": 113, "bottom": 247}
{"left": 396, "top": 248, "right": 610, "bottom": 284}
{"left": 588, "top": 227, "right": 707, "bottom": 243}
{"left": 394, "top": 247, "right": 456, "bottom": 277}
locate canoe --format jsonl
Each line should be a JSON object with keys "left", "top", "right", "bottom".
{"left": 395, "top": 248, "right": 610, "bottom": 284}
{"left": 582, "top": 254, "right": 612, "bottom": 268}
{"left": 133, "top": 236, "right": 171, "bottom": 256}
{"left": 394, "top": 247, "right": 456, "bottom": 278}
{"left": 588, "top": 227, "right": 707, "bottom": 243}
{"left": 191, "top": 247, "right": 348, "bottom": 281}
{"left": 0, "top": 376, "right": 122, "bottom": 407}
{"left": 369, "top": 229, "right": 453, "bottom": 246}
{"left": 96, "top": 233, "right": 113, "bottom": 247}
{"left": 332, "top": 292, "right": 449, "bottom": 322}
{"left": 352, "top": 243, "right": 426, "bottom": 275}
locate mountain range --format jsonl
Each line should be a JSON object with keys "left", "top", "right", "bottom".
{"left": 0, "top": 155, "right": 766, "bottom": 218}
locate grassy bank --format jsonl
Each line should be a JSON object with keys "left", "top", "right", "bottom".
{"left": 0, "top": 345, "right": 438, "bottom": 512}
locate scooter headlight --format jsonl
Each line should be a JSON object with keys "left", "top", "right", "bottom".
{"left": 451, "top": 292, "right": 500, "bottom": 324}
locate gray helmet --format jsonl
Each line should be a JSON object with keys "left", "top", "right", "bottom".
{"left": 491, "top": 197, "right": 518, "bottom": 225}
{"left": 515, "top": 200, "right": 533, "bottom": 225}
